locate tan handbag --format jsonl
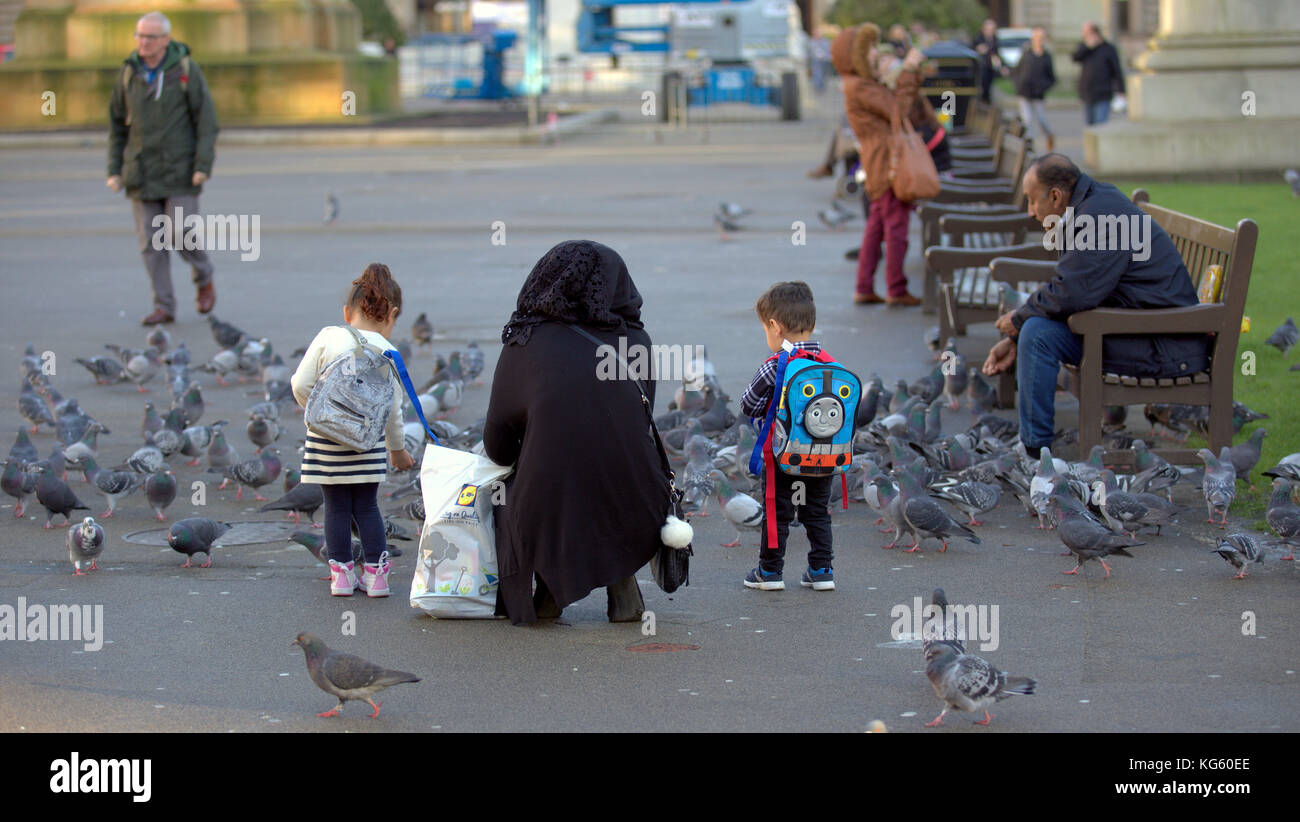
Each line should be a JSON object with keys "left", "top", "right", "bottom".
{"left": 888, "top": 100, "right": 941, "bottom": 201}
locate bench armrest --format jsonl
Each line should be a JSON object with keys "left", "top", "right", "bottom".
{"left": 1066, "top": 304, "right": 1227, "bottom": 336}
{"left": 939, "top": 212, "right": 1041, "bottom": 237}
{"left": 988, "top": 256, "right": 1057, "bottom": 282}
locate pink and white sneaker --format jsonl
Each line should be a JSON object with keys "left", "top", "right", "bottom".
{"left": 358, "top": 551, "right": 391, "bottom": 598}
{"left": 329, "top": 559, "right": 358, "bottom": 596}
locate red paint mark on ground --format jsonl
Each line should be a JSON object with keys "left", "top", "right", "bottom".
{"left": 1048, "top": 584, "right": 1073, "bottom": 589}
{"left": 626, "top": 642, "right": 701, "bottom": 653}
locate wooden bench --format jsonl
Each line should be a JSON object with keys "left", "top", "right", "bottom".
{"left": 918, "top": 132, "right": 1033, "bottom": 313}
{"left": 984, "top": 189, "right": 1258, "bottom": 465}
{"left": 951, "top": 118, "right": 1025, "bottom": 165}
{"left": 948, "top": 99, "right": 998, "bottom": 148}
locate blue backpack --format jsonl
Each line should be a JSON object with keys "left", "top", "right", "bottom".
{"left": 749, "top": 345, "right": 861, "bottom": 478}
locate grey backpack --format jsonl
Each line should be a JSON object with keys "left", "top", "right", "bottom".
{"left": 303, "top": 326, "right": 397, "bottom": 452}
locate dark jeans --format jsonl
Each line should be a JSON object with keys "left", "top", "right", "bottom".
{"left": 1016, "top": 317, "right": 1082, "bottom": 449}
{"left": 321, "top": 482, "right": 386, "bottom": 564}
{"left": 759, "top": 470, "right": 833, "bottom": 575}
{"left": 1084, "top": 99, "right": 1112, "bottom": 125}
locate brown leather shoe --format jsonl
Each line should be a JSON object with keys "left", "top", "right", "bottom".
{"left": 141, "top": 308, "right": 175, "bottom": 326}
{"left": 854, "top": 292, "right": 885, "bottom": 304}
{"left": 196, "top": 282, "right": 216, "bottom": 314}
{"left": 886, "top": 294, "right": 922, "bottom": 307}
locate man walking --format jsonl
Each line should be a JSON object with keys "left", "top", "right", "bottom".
{"left": 971, "top": 19, "right": 1000, "bottom": 104}
{"left": 1013, "top": 27, "right": 1056, "bottom": 151}
{"left": 1072, "top": 22, "right": 1126, "bottom": 126}
{"left": 107, "top": 11, "right": 219, "bottom": 325}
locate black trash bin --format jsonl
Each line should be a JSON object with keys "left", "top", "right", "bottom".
{"left": 920, "top": 40, "right": 980, "bottom": 132}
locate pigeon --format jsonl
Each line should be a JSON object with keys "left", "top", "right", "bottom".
{"left": 206, "top": 425, "right": 239, "bottom": 477}
{"left": 909, "top": 366, "right": 945, "bottom": 405}
{"left": 1092, "top": 470, "right": 1181, "bottom": 536}
{"left": 283, "top": 465, "right": 302, "bottom": 493}
{"left": 208, "top": 448, "right": 281, "bottom": 501}
{"left": 178, "top": 382, "right": 204, "bottom": 425}
{"left": 324, "top": 191, "right": 340, "bottom": 224}
{"left": 28, "top": 461, "right": 90, "bottom": 529}
{"left": 144, "top": 468, "right": 176, "bottom": 521}
{"left": 74, "top": 355, "right": 126, "bottom": 385}
{"left": 388, "top": 496, "right": 425, "bottom": 525}
{"left": 939, "top": 341, "right": 967, "bottom": 410}
{"left": 1265, "top": 478, "right": 1300, "bottom": 561}
{"left": 1052, "top": 495, "right": 1141, "bottom": 579}
{"left": 996, "top": 281, "right": 1031, "bottom": 315}
{"left": 288, "top": 530, "right": 363, "bottom": 570}
{"left": 462, "top": 340, "right": 485, "bottom": 385}
{"left": 9, "top": 429, "right": 38, "bottom": 464}
{"left": 123, "top": 347, "right": 162, "bottom": 393}
{"left": 922, "top": 588, "right": 1036, "bottom": 727}
{"left": 1029, "top": 447, "right": 1061, "bottom": 529}
{"left": 121, "top": 443, "right": 164, "bottom": 475}
{"left": 208, "top": 315, "right": 248, "bottom": 350}
{"left": 1225, "top": 428, "right": 1266, "bottom": 490}
{"left": 60, "top": 422, "right": 106, "bottom": 465}
{"left": 1212, "top": 533, "right": 1266, "bottom": 579}
{"left": 680, "top": 436, "right": 717, "bottom": 517}
{"left": 201, "top": 349, "right": 240, "bottom": 386}
{"left": 179, "top": 421, "right": 225, "bottom": 467}
{"left": 1261, "top": 453, "right": 1300, "bottom": 484}
{"left": 145, "top": 325, "right": 171, "bottom": 354}
{"left": 1286, "top": 168, "right": 1300, "bottom": 197}
{"left": 712, "top": 470, "right": 762, "bottom": 547}
{"left": 292, "top": 632, "right": 420, "bottom": 718}
{"left": 930, "top": 479, "right": 1001, "bottom": 526}
{"left": 1130, "top": 440, "right": 1180, "bottom": 501}
{"left": 865, "top": 475, "right": 903, "bottom": 540}
{"left": 1067, "top": 445, "right": 1107, "bottom": 486}
{"left": 1, "top": 457, "right": 39, "bottom": 517}
{"left": 896, "top": 467, "right": 981, "bottom": 552}
{"left": 141, "top": 402, "right": 163, "bottom": 439}
{"left": 167, "top": 341, "right": 191, "bottom": 368}
{"left": 79, "top": 456, "right": 145, "bottom": 517}
{"left": 150, "top": 427, "right": 184, "bottom": 458}
{"left": 1264, "top": 317, "right": 1297, "bottom": 355}
{"left": 168, "top": 517, "right": 231, "bottom": 568}
{"left": 817, "top": 206, "right": 852, "bottom": 230}
{"left": 247, "top": 413, "right": 280, "bottom": 452}
{"left": 713, "top": 212, "right": 742, "bottom": 237}
{"left": 966, "top": 369, "right": 996, "bottom": 415}
{"left": 718, "top": 201, "right": 751, "bottom": 220}
{"left": 67, "top": 516, "right": 106, "bottom": 575}
{"left": 260, "top": 482, "right": 324, "bottom": 526}
{"left": 18, "top": 382, "right": 55, "bottom": 433}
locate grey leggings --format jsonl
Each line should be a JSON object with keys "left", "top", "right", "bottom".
{"left": 1018, "top": 97, "right": 1054, "bottom": 142}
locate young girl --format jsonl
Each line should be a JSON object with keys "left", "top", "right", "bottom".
{"left": 291, "top": 263, "right": 416, "bottom": 597}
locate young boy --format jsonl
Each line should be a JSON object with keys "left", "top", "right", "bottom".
{"left": 740, "top": 282, "right": 835, "bottom": 592}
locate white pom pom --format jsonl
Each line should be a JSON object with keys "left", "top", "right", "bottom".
{"left": 660, "top": 515, "right": 694, "bottom": 548}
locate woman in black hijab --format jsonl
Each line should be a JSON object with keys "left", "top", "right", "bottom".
{"left": 485, "top": 240, "right": 669, "bottom": 625}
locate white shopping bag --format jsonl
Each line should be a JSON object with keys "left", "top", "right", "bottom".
{"left": 409, "top": 444, "right": 512, "bottom": 618}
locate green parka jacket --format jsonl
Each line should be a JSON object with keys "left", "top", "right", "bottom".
{"left": 108, "top": 40, "right": 218, "bottom": 201}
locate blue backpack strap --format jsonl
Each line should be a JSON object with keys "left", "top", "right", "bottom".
{"left": 383, "top": 349, "right": 440, "bottom": 446}
{"left": 748, "top": 345, "right": 795, "bottom": 476}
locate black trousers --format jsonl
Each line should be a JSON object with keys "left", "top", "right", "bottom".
{"left": 759, "top": 470, "right": 833, "bottom": 575}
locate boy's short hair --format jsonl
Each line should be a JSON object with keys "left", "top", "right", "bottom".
{"left": 756, "top": 281, "right": 817, "bottom": 333}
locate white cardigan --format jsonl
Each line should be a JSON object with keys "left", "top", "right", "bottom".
{"left": 290, "top": 325, "right": 406, "bottom": 454}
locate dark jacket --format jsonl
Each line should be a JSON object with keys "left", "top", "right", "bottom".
{"left": 1071, "top": 40, "right": 1126, "bottom": 104}
{"left": 108, "top": 40, "right": 218, "bottom": 201}
{"left": 971, "top": 31, "right": 998, "bottom": 69}
{"left": 1011, "top": 173, "right": 1209, "bottom": 377}
{"left": 484, "top": 322, "right": 669, "bottom": 625}
{"left": 1013, "top": 48, "right": 1056, "bottom": 100}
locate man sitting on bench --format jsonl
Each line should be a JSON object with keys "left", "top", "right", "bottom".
{"left": 981, "top": 154, "right": 1209, "bottom": 458}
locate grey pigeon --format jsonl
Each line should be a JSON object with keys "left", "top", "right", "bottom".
{"left": 1265, "top": 478, "right": 1300, "bottom": 561}
{"left": 207, "top": 448, "right": 281, "bottom": 501}
{"left": 388, "top": 497, "right": 425, "bottom": 525}
{"left": 1052, "top": 495, "right": 1141, "bottom": 579}
{"left": 208, "top": 315, "right": 248, "bottom": 350}
{"left": 462, "top": 340, "right": 485, "bottom": 384}
{"left": 817, "top": 206, "right": 852, "bottom": 230}
{"left": 9, "top": 429, "right": 38, "bottom": 464}
{"left": 711, "top": 470, "right": 762, "bottom": 547}
{"left": 29, "top": 461, "right": 90, "bottom": 529}
{"left": 1264, "top": 317, "right": 1297, "bottom": 355}
{"left": 411, "top": 312, "right": 433, "bottom": 351}
{"left": 896, "top": 468, "right": 981, "bottom": 552}
{"left": 966, "top": 369, "right": 996, "bottom": 415}
{"left": 122, "top": 443, "right": 164, "bottom": 475}
{"left": 246, "top": 413, "right": 281, "bottom": 452}
{"left": 74, "top": 355, "right": 126, "bottom": 385}
{"left": 324, "top": 191, "right": 340, "bottom": 224}
{"left": 201, "top": 349, "right": 240, "bottom": 385}
{"left": 1130, "top": 440, "right": 1180, "bottom": 502}
{"left": 179, "top": 421, "right": 225, "bottom": 467}
{"left": 144, "top": 468, "right": 177, "bottom": 521}
{"left": 123, "top": 347, "right": 162, "bottom": 393}
{"left": 206, "top": 425, "right": 239, "bottom": 475}
{"left": 145, "top": 324, "right": 171, "bottom": 354}
{"left": 1197, "top": 447, "right": 1237, "bottom": 528}
{"left": 18, "top": 382, "right": 55, "bottom": 433}
{"left": 1, "top": 457, "right": 39, "bottom": 517}
{"left": 260, "top": 482, "right": 324, "bottom": 526}
{"left": 923, "top": 588, "right": 1036, "bottom": 727}
{"left": 1261, "top": 453, "right": 1300, "bottom": 484}
{"left": 930, "top": 479, "right": 1001, "bottom": 526}
{"left": 1092, "top": 470, "right": 1181, "bottom": 536}
{"left": 1225, "top": 428, "right": 1267, "bottom": 490}
{"left": 292, "top": 632, "right": 420, "bottom": 718}
{"left": 940, "top": 340, "right": 967, "bottom": 410}
{"left": 178, "top": 383, "right": 204, "bottom": 425}
{"left": 61, "top": 421, "right": 106, "bottom": 464}
{"left": 714, "top": 213, "right": 742, "bottom": 235}
{"left": 1212, "top": 533, "right": 1266, "bottom": 580}
{"left": 150, "top": 427, "right": 184, "bottom": 458}
{"left": 718, "top": 201, "right": 751, "bottom": 220}
{"left": 67, "top": 516, "right": 106, "bottom": 575}
{"left": 167, "top": 340, "right": 191, "bottom": 368}
{"left": 167, "top": 517, "right": 231, "bottom": 568}
{"left": 680, "top": 436, "right": 717, "bottom": 517}
{"left": 288, "top": 530, "right": 362, "bottom": 570}
{"left": 79, "top": 456, "right": 144, "bottom": 518}
{"left": 141, "top": 402, "right": 163, "bottom": 439}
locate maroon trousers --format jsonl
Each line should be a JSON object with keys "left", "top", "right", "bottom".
{"left": 855, "top": 189, "right": 914, "bottom": 298}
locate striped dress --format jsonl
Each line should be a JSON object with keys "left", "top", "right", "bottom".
{"left": 290, "top": 325, "right": 405, "bottom": 485}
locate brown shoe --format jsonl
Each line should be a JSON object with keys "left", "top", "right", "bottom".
{"left": 1047, "top": 135, "right": 1056, "bottom": 152}
{"left": 886, "top": 294, "right": 922, "bottom": 307}
{"left": 853, "top": 292, "right": 885, "bottom": 304}
{"left": 141, "top": 308, "right": 175, "bottom": 326}
{"left": 196, "top": 282, "right": 216, "bottom": 314}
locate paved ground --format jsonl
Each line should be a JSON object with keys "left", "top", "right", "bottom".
{"left": 0, "top": 89, "right": 1295, "bottom": 733}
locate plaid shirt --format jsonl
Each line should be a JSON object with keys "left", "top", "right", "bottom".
{"left": 740, "top": 341, "right": 824, "bottom": 419}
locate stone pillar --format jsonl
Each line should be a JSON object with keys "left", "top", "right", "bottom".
{"left": 1086, "top": 0, "right": 1300, "bottom": 176}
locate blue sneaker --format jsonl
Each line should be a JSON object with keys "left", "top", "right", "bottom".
{"left": 800, "top": 567, "right": 835, "bottom": 591}
{"left": 743, "top": 566, "right": 785, "bottom": 591}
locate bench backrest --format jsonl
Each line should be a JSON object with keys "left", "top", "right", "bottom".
{"left": 997, "top": 132, "right": 1030, "bottom": 184}
{"left": 1131, "top": 189, "right": 1259, "bottom": 382}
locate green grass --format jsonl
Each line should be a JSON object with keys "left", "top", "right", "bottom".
{"left": 1105, "top": 182, "right": 1300, "bottom": 521}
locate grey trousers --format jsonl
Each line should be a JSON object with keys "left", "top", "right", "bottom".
{"left": 1018, "top": 97, "right": 1054, "bottom": 142}
{"left": 130, "top": 194, "right": 215, "bottom": 315}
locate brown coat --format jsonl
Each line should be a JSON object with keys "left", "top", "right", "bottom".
{"left": 831, "top": 26, "right": 923, "bottom": 200}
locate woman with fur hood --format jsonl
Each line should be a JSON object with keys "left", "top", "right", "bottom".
{"left": 832, "top": 23, "right": 927, "bottom": 306}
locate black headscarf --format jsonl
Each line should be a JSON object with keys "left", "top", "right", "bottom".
{"left": 502, "top": 240, "right": 645, "bottom": 346}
